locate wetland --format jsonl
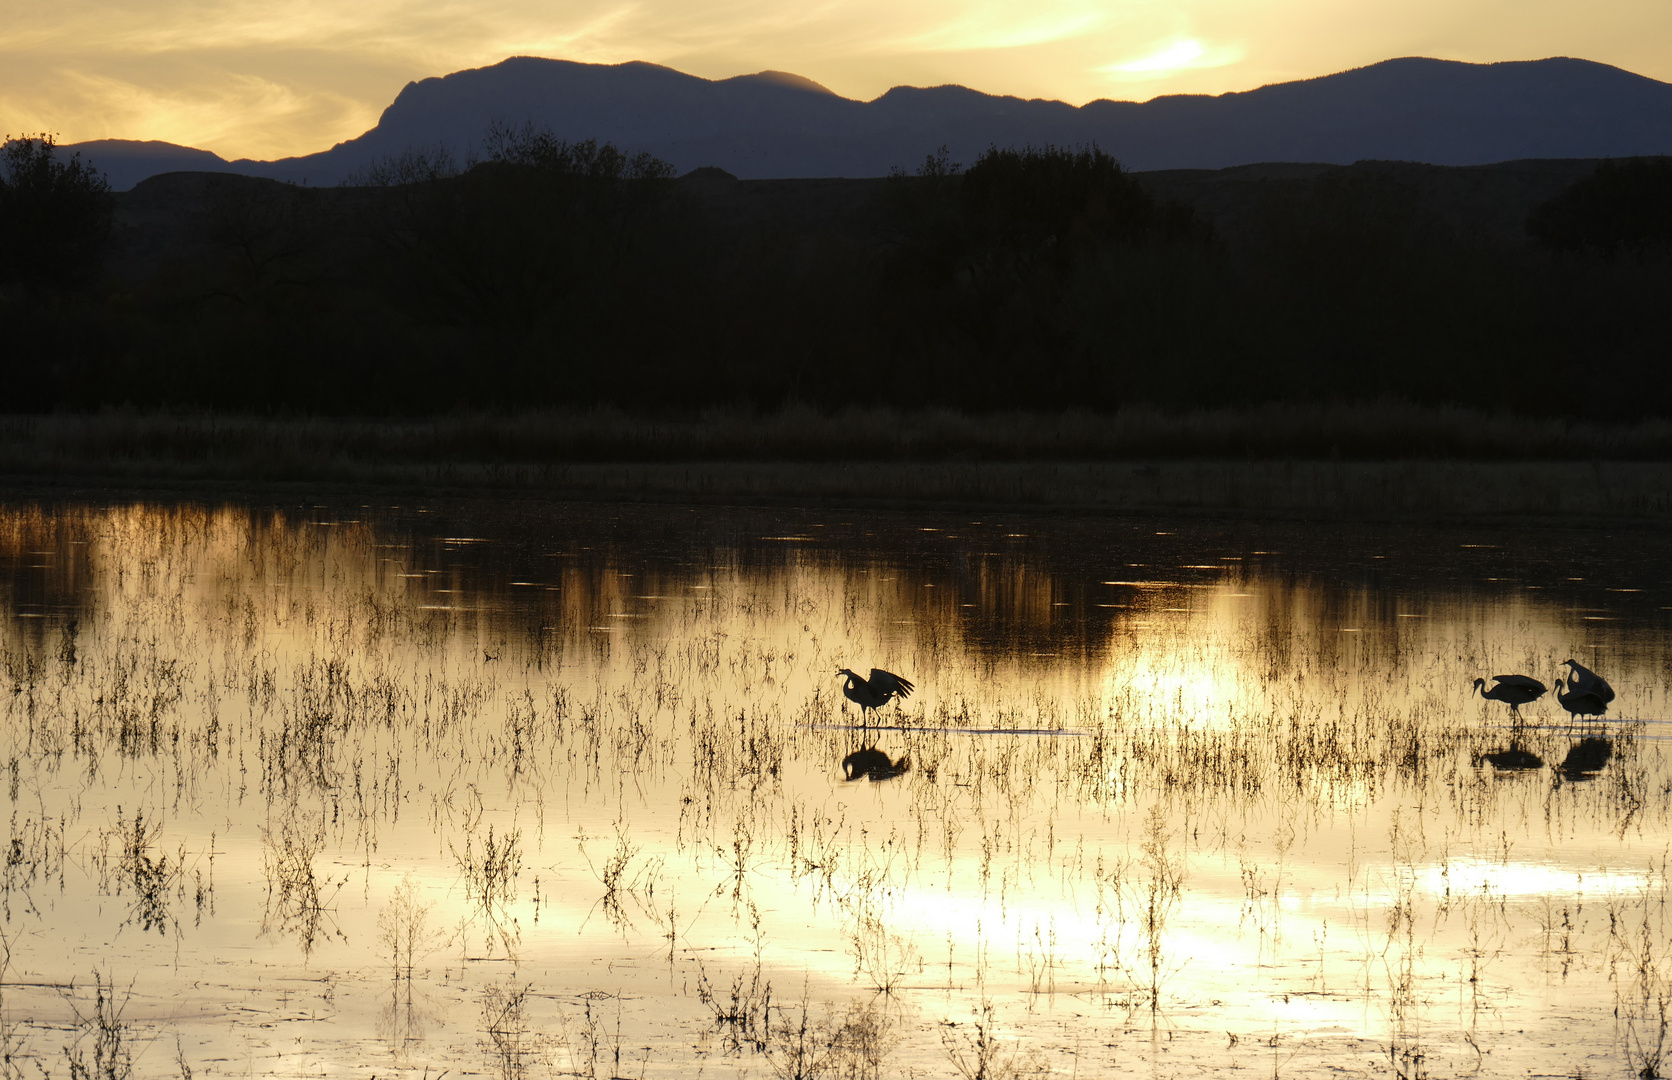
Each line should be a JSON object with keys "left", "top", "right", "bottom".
{"left": 1, "top": 496, "right": 1670, "bottom": 1078}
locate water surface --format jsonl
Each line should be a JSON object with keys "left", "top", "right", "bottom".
{"left": 2, "top": 499, "right": 1669, "bottom": 1078}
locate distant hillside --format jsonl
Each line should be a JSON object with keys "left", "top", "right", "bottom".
{"left": 64, "top": 139, "right": 239, "bottom": 191}
{"left": 65, "top": 54, "right": 1672, "bottom": 188}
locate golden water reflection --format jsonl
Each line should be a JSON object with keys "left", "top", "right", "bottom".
{"left": 1, "top": 500, "right": 1670, "bottom": 1077}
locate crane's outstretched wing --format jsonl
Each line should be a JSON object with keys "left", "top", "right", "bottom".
{"left": 1567, "top": 661, "right": 1617, "bottom": 702}
{"left": 1493, "top": 675, "right": 1547, "bottom": 694}
{"left": 1583, "top": 673, "right": 1617, "bottom": 703}
{"left": 867, "top": 669, "right": 915, "bottom": 702}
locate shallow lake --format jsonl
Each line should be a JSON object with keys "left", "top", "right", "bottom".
{"left": 2, "top": 498, "right": 1670, "bottom": 1079}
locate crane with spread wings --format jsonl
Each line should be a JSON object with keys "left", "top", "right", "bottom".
{"left": 835, "top": 668, "right": 915, "bottom": 722}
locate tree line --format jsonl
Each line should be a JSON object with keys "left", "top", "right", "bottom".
{"left": 1, "top": 129, "right": 1669, "bottom": 416}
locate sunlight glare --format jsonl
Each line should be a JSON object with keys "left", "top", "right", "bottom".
{"left": 1102, "top": 37, "right": 1241, "bottom": 77}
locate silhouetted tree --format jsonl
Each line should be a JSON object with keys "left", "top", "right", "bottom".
{"left": 0, "top": 133, "right": 113, "bottom": 290}
{"left": 1527, "top": 157, "right": 1672, "bottom": 259}
{"left": 342, "top": 126, "right": 686, "bottom": 403}
{"left": 357, "top": 127, "right": 676, "bottom": 333}
{"left": 874, "top": 144, "right": 1211, "bottom": 407}
{"left": 480, "top": 122, "right": 675, "bottom": 184}
{"left": 3, "top": 131, "right": 1664, "bottom": 418}
{"left": 960, "top": 144, "right": 1200, "bottom": 263}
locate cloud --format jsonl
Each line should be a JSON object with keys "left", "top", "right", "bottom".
{"left": 889, "top": 4, "right": 1106, "bottom": 54}
{"left": 0, "top": 63, "right": 379, "bottom": 159}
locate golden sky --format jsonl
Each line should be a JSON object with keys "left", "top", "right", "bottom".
{"left": 4, "top": 0, "right": 1670, "bottom": 161}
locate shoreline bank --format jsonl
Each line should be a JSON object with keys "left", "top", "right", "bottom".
{"left": 1, "top": 456, "right": 1666, "bottom": 526}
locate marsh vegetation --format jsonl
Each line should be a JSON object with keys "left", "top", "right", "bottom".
{"left": 0, "top": 498, "right": 1669, "bottom": 1077}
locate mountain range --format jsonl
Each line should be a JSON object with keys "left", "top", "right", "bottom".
{"left": 64, "top": 55, "right": 1672, "bottom": 190}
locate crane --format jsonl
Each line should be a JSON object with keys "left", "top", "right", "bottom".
{"left": 1472, "top": 674, "right": 1547, "bottom": 717}
{"left": 835, "top": 668, "right": 915, "bottom": 722}
{"left": 1561, "top": 659, "right": 1615, "bottom": 703}
{"left": 1554, "top": 677, "right": 1609, "bottom": 721}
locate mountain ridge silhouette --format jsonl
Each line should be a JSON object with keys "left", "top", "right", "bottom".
{"left": 62, "top": 54, "right": 1672, "bottom": 189}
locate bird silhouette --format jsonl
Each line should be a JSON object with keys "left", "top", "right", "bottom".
{"left": 841, "top": 747, "right": 911, "bottom": 781}
{"left": 1472, "top": 675, "right": 1548, "bottom": 717}
{"left": 835, "top": 668, "right": 915, "bottom": 722}
{"left": 1561, "top": 659, "right": 1615, "bottom": 703}
{"left": 1554, "top": 677, "right": 1608, "bottom": 721}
